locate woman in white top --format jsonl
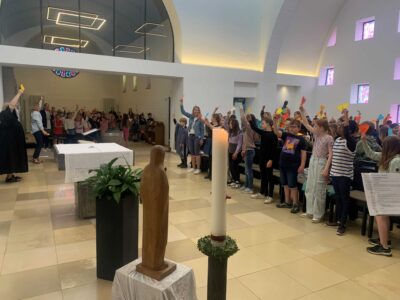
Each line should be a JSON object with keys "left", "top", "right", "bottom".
{"left": 31, "top": 97, "right": 50, "bottom": 163}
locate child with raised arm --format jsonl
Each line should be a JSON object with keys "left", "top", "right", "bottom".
{"left": 240, "top": 108, "right": 259, "bottom": 194}
{"left": 361, "top": 134, "right": 400, "bottom": 256}
{"left": 330, "top": 110, "right": 357, "bottom": 236}
{"left": 249, "top": 116, "right": 278, "bottom": 203}
{"left": 273, "top": 117, "right": 307, "bottom": 213}
{"left": 299, "top": 103, "right": 333, "bottom": 222}
{"left": 228, "top": 119, "right": 243, "bottom": 188}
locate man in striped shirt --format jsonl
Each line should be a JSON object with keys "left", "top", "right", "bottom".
{"left": 330, "top": 110, "right": 357, "bottom": 236}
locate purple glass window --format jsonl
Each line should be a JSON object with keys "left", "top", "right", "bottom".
{"left": 357, "top": 84, "right": 370, "bottom": 104}
{"left": 362, "top": 20, "right": 375, "bottom": 40}
{"left": 325, "top": 68, "right": 334, "bottom": 86}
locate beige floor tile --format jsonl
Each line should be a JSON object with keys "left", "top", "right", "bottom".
{"left": 280, "top": 234, "right": 338, "bottom": 256}
{"left": 384, "top": 262, "right": 400, "bottom": 277}
{"left": 296, "top": 294, "right": 324, "bottom": 300}
{"left": 256, "top": 222, "right": 303, "bottom": 242}
{"left": 235, "top": 211, "right": 277, "bottom": 226}
{"left": 278, "top": 258, "right": 347, "bottom": 292}
{"left": 308, "top": 229, "right": 365, "bottom": 248}
{"left": 0, "top": 201, "right": 15, "bottom": 211}
{"left": 0, "top": 210, "right": 13, "bottom": 222}
{"left": 56, "top": 240, "right": 96, "bottom": 264}
{"left": 13, "top": 206, "right": 51, "bottom": 220}
{"left": 228, "top": 248, "right": 271, "bottom": 277}
{"left": 341, "top": 242, "right": 400, "bottom": 268}
{"left": 355, "top": 269, "right": 400, "bottom": 299}
{"left": 239, "top": 267, "right": 311, "bottom": 300}
{"left": 248, "top": 240, "right": 306, "bottom": 266}
{"left": 175, "top": 220, "right": 211, "bottom": 238}
{"left": 62, "top": 280, "right": 112, "bottom": 300}
{"left": 0, "top": 188, "right": 18, "bottom": 202}
{"left": 6, "top": 230, "right": 54, "bottom": 252}
{"left": 0, "top": 266, "right": 60, "bottom": 300}
{"left": 169, "top": 210, "right": 205, "bottom": 225}
{"left": 58, "top": 258, "right": 97, "bottom": 290}
{"left": 17, "top": 186, "right": 48, "bottom": 194}
{"left": 225, "top": 214, "right": 250, "bottom": 231}
{"left": 51, "top": 214, "right": 91, "bottom": 230}
{"left": 167, "top": 225, "right": 188, "bottom": 243}
{"left": 226, "top": 203, "right": 255, "bottom": 215}
{"left": 315, "top": 280, "right": 384, "bottom": 300}
{"left": 0, "top": 221, "right": 10, "bottom": 238}
{"left": 182, "top": 256, "right": 209, "bottom": 288}
{"left": 284, "top": 218, "right": 330, "bottom": 234}
{"left": 22, "top": 291, "right": 63, "bottom": 300}
{"left": 196, "top": 286, "right": 207, "bottom": 300}
{"left": 191, "top": 207, "right": 212, "bottom": 219}
{"left": 54, "top": 225, "right": 96, "bottom": 245}
{"left": 9, "top": 216, "right": 52, "bottom": 236}
{"left": 165, "top": 239, "right": 204, "bottom": 262}
{"left": 313, "top": 249, "right": 378, "bottom": 279}
{"left": 2, "top": 246, "right": 57, "bottom": 275}
{"left": 228, "top": 226, "right": 271, "bottom": 247}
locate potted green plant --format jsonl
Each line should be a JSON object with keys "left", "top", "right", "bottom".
{"left": 86, "top": 158, "right": 142, "bottom": 281}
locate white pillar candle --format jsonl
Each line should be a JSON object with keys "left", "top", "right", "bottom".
{"left": 211, "top": 128, "right": 228, "bottom": 239}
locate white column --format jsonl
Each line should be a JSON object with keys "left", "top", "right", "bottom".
{"left": 0, "top": 66, "right": 4, "bottom": 108}
{"left": 210, "top": 128, "right": 228, "bottom": 239}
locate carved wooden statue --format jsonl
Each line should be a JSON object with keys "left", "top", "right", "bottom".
{"left": 136, "top": 146, "right": 176, "bottom": 280}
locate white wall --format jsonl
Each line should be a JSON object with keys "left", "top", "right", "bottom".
{"left": 118, "top": 76, "right": 174, "bottom": 144}
{"left": 315, "top": 0, "right": 400, "bottom": 120}
{"left": 13, "top": 68, "right": 121, "bottom": 111}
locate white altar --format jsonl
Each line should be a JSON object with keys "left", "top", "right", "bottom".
{"left": 54, "top": 143, "right": 134, "bottom": 183}
{"left": 112, "top": 258, "right": 197, "bottom": 300}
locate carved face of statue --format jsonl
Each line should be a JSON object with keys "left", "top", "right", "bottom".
{"left": 150, "top": 146, "right": 165, "bottom": 166}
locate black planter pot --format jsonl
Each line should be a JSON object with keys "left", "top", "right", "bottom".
{"left": 96, "top": 194, "right": 139, "bottom": 281}
{"left": 207, "top": 256, "right": 228, "bottom": 300}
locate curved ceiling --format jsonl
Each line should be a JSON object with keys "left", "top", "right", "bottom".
{"left": 274, "top": 0, "right": 346, "bottom": 77}
{"left": 164, "top": 0, "right": 346, "bottom": 74}
{"left": 165, "top": 0, "right": 284, "bottom": 71}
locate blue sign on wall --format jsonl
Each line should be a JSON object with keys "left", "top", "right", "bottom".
{"left": 52, "top": 47, "right": 80, "bottom": 79}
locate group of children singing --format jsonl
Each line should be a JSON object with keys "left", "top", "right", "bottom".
{"left": 174, "top": 97, "right": 400, "bottom": 257}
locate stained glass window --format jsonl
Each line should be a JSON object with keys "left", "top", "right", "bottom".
{"left": 325, "top": 68, "right": 334, "bottom": 86}
{"left": 357, "top": 84, "right": 370, "bottom": 104}
{"left": 362, "top": 20, "right": 375, "bottom": 40}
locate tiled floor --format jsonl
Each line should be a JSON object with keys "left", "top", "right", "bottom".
{"left": 0, "top": 143, "right": 399, "bottom": 299}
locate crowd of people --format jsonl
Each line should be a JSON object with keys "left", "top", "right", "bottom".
{"left": 175, "top": 97, "right": 400, "bottom": 257}
{"left": 1, "top": 88, "right": 400, "bottom": 258}
{"left": 0, "top": 87, "right": 156, "bottom": 178}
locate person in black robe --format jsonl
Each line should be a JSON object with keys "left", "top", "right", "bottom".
{"left": 0, "top": 89, "right": 28, "bottom": 183}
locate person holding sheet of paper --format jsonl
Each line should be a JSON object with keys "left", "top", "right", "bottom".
{"left": 361, "top": 134, "right": 400, "bottom": 257}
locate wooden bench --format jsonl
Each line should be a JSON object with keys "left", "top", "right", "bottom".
{"left": 350, "top": 190, "right": 374, "bottom": 237}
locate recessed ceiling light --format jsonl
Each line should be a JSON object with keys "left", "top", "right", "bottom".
{"left": 43, "top": 35, "right": 89, "bottom": 48}
{"left": 47, "top": 7, "right": 106, "bottom": 30}
{"left": 114, "top": 45, "right": 150, "bottom": 54}
{"left": 134, "top": 23, "right": 167, "bottom": 37}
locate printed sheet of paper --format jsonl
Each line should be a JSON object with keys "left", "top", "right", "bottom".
{"left": 362, "top": 173, "right": 400, "bottom": 216}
